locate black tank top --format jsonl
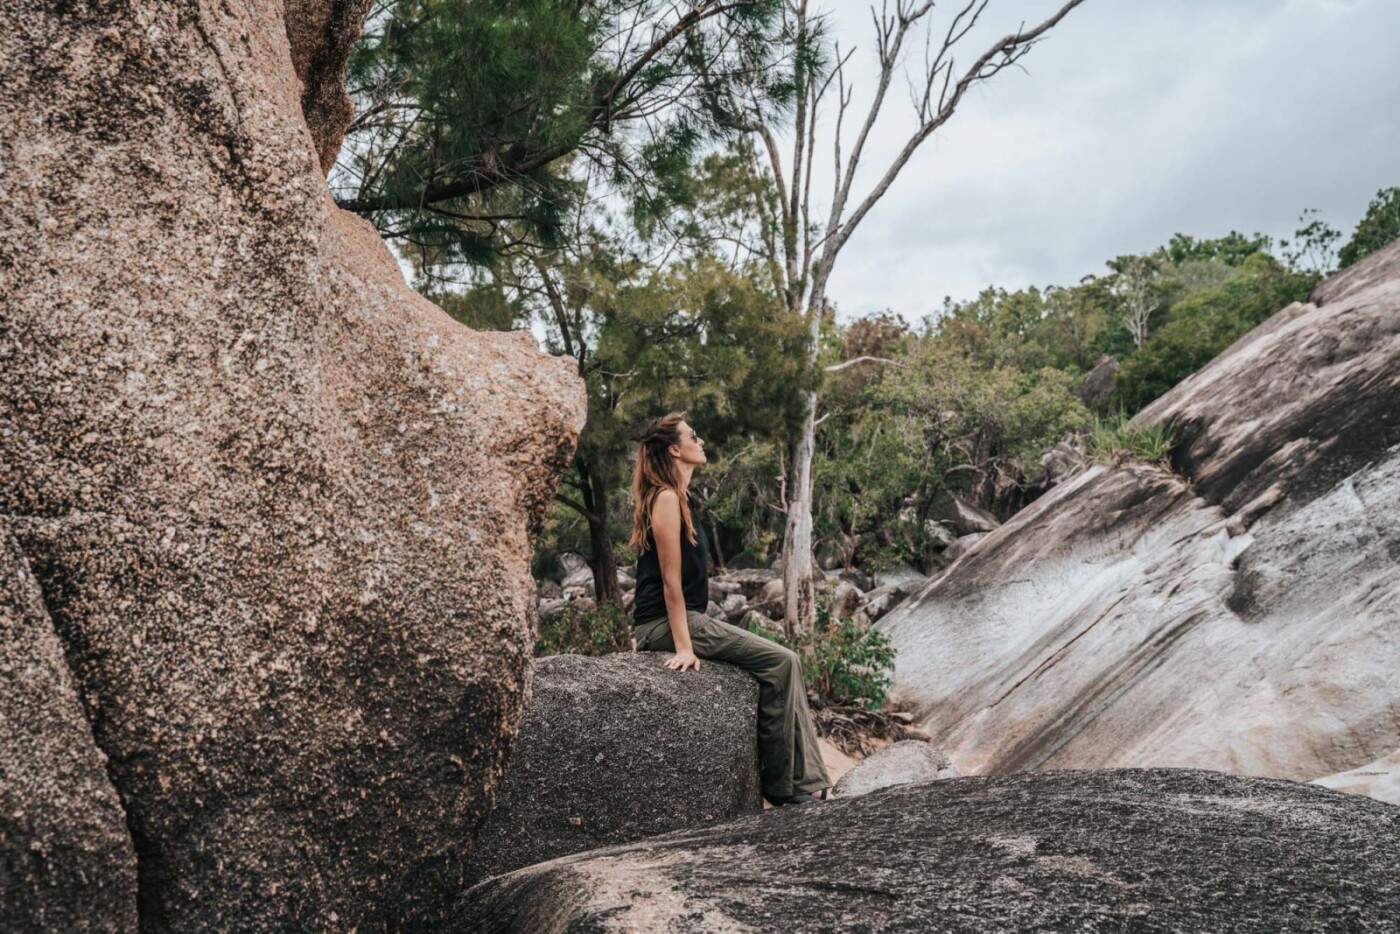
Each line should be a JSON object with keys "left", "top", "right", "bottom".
{"left": 632, "top": 494, "right": 710, "bottom": 625}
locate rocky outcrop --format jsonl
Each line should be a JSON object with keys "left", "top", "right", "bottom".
{"left": 0, "top": 526, "right": 138, "bottom": 931}
{"left": 0, "top": 3, "right": 583, "bottom": 929}
{"left": 879, "top": 242, "right": 1400, "bottom": 790}
{"left": 832, "top": 740, "right": 958, "bottom": 798}
{"left": 464, "top": 654, "right": 761, "bottom": 886}
{"left": 930, "top": 494, "right": 1001, "bottom": 535}
{"left": 1076, "top": 354, "right": 1118, "bottom": 408}
{"left": 453, "top": 769, "right": 1400, "bottom": 932}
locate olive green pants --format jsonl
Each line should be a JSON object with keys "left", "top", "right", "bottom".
{"left": 634, "top": 610, "right": 831, "bottom": 801}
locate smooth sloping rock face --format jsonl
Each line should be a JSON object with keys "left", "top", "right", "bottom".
{"left": 1134, "top": 239, "right": 1400, "bottom": 512}
{"left": 879, "top": 243, "right": 1400, "bottom": 787}
{"left": 832, "top": 740, "right": 958, "bottom": 798}
{"left": 0, "top": 3, "right": 583, "bottom": 929}
{"left": 465, "top": 653, "right": 762, "bottom": 886}
{"left": 1314, "top": 749, "right": 1400, "bottom": 806}
{"left": 0, "top": 525, "right": 138, "bottom": 930}
{"left": 453, "top": 769, "right": 1400, "bottom": 932}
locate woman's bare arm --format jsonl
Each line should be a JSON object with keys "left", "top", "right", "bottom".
{"left": 652, "top": 489, "right": 700, "bottom": 671}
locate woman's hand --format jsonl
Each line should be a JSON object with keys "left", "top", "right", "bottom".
{"left": 664, "top": 648, "right": 701, "bottom": 672}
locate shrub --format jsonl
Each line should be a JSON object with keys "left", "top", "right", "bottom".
{"left": 746, "top": 604, "right": 896, "bottom": 709}
{"left": 536, "top": 601, "right": 631, "bottom": 657}
{"left": 1086, "top": 411, "right": 1175, "bottom": 466}
{"left": 1338, "top": 186, "right": 1400, "bottom": 270}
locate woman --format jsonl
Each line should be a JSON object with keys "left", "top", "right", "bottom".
{"left": 629, "top": 411, "right": 832, "bottom": 807}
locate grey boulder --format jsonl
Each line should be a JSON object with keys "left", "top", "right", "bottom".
{"left": 453, "top": 769, "right": 1400, "bottom": 932}
{"left": 464, "top": 653, "right": 761, "bottom": 886}
{"left": 832, "top": 740, "right": 959, "bottom": 798}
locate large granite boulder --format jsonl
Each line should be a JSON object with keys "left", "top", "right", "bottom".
{"left": 453, "top": 769, "right": 1400, "bottom": 932}
{"left": 879, "top": 242, "right": 1400, "bottom": 789}
{"left": 0, "top": 525, "right": 138, "bottom": 930}
{"left": 0, "top": 3, "right": 583, "bottom": 929}
{"left": 464, "top": 653, "right": 762, "bottom": 885}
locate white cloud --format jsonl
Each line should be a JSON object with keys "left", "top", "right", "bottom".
{"left": 799, "top": 0, "right": 1400, "bottom": 320}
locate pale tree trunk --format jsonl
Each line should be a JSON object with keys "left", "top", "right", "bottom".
{"left": 781, "top": 388, "right": 819, "bottom": 638}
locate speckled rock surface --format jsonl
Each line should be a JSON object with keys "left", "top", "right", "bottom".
{"left": 0, "top": 525, "right": 138, "bottom": 931}
{"left": 879, "top": 243, "right": 1400, "bottom": 788}
{"left": 452, "top": 769, "right": 1400, "bottom": 932}
{"left": 284, "top": 0, "right": 373, "bottom": 173}
{"left": 0, "top": 2, "right": 583, "bottom": 929}
{"left": 832, "top": 740, "right": 958, "bottom": 798}
{"left": 465, "top": 653, "right": 762, "bottom": 886}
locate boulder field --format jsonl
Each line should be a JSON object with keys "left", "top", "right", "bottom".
{"left": 879, "top": 241, "right": 1400, "bottom": 788}
{"left": 454, "top": 769, "right": 1400, "bottom": 932}
{"left": 0, "top": 1, "right": 583, "bottom": 928}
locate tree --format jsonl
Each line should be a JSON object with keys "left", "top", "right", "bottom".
{"left": 1338, "top": 187, "right": 1400, "bottom": 269}
{"left": 333, "top": 0, "right": 784, "bottom": 265}
{"left": 495, "top": 229, "right": 806, "bottom": 609}
{"left": 1111, "top": 253, "right": 1315, "bottom": 413}
{"left": 1107, "top": 253, "right": 1169, "bottom": 349}
{"left": 1161, "top": 231, "right": 1272, "bottom": 268}
{"left": 703, "top": 0, "right": 1088, "bottom": 633}
{"left": 1278, "top": 208, "right": 1341, "bottom": 277}
{"left": 813, "top": 332, "right": 1087, "bottom": 572}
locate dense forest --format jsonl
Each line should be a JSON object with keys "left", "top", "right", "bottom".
{"left": 332, "top": 0, "right": 1400, "bottom": 664}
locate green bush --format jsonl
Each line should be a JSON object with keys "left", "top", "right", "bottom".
{"left": 1086, "top": 411, "right": 1175, "bottom": 465}
{"left": 746, "top": 604, "right": 896, "bottom": 709}
{"left": 1111, "top": 254, "right": 1316, "bottom": 413}
{"left": 536, "top": 601, "right": 631, "bottom": 657}
{"left": 1338, "top": 186, "right": 1400, "bottom": 269}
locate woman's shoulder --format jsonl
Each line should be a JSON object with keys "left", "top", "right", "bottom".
{"left": 649, "top": 488, "right": 681, "bottom": 531}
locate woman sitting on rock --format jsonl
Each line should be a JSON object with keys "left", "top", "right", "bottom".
{"left": 629, "top": 411, "right": 832, "bottom": 807}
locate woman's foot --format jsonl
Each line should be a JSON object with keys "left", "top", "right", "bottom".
{"left": 767, "top": 791, "right": 822, "bottom": 807}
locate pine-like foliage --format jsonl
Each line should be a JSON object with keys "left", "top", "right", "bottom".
{"left": 333, "top": 0, "right": 786, "bottom": 267}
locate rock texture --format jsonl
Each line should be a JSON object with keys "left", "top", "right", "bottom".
{"left": 0, "top": 525, "right": 138, "bottom": 931}
{"left": 0, "top": 3, "right": 583, "bottom": 929}
{"left": 832, "top": 740, "right": 959, "bottom": 798}
{"left": 453, "top": 769, "right": 1400, "bottom": 932}
{"left": 284, "top": 0, "right": 373, "bottom": 173}
{"left": 464, "top": 653, "right": 762, "bottom": 886}
{"left": 879, "top": 242, "right": 1400, "bottom": 789}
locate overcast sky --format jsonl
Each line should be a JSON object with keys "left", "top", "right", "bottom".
{"left": 807, "top": 0, "right": 1400, "bottom": 323}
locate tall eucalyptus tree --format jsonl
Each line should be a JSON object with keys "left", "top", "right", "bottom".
{"left": 707, "top": 0, "right": 1090, "bottom": 631}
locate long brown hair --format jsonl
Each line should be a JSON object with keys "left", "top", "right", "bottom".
{"left": 629, "top": 411, "right": 699, "bottom": 552}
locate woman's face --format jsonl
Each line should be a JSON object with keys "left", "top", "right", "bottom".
{"left": 670, "top": 421, "right": 707, "bottom": 466}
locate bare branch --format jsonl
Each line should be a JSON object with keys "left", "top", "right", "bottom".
{"left": 823, "top": 355, "right": 908, "bottom": 372}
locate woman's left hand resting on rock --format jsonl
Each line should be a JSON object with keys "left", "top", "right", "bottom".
{"left": 664, "top": 648, "right": 701, "bottom": 672}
